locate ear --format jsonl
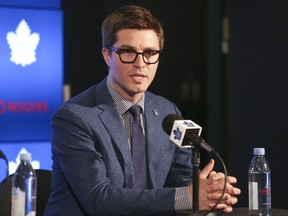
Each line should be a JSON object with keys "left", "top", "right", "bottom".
{"left": 102, "top": 48, "right": 111, "bottom": 66}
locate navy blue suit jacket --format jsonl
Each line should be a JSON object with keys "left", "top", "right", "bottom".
{"left": 43, "top": 78, "right": 193, "bottom": 216}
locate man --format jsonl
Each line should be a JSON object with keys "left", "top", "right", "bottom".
{"left": 44, "top": 5, "right": 240, "bottom": 216}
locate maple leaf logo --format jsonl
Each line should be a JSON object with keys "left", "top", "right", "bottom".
{"left": 172, "top": 127, "right": 182, "bottom": 140}
{"left": 183, "top": 121, "right": 194, "bottom": 127}
{"left": 6, "top": 19, "right": 40, "bottom": 67}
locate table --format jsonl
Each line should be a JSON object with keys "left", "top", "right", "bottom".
{"left": 228, "top": 207, "right": 288, "bottom": 215}
{"left": 177, "top": 207, "right": 288, "bottom": 215}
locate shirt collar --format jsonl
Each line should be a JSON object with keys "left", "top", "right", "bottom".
{"left": 106, "top": 77, "right": 145, "bottom": 116}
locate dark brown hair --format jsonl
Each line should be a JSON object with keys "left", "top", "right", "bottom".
{"left": 101, "top": 5, "right": 164, "bottom": 50}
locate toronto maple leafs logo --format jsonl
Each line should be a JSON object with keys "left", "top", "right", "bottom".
{"left": 183, "top": 121, "right": 194, "bottom": 127}
{"left": 172, "top": 127, "right": 182, "bottom": 140}
{"left": 6, "top": 19, "right": 40, "bottom": 67}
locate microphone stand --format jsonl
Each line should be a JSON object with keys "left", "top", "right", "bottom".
{"left": 177, "top": 145, "right": 202, "bottom": 215}
{"left": 176, "top": 145, "right": 216, "bottom": 216}
{"left": 192, "top": 145, "right": 200, "bottom": 211}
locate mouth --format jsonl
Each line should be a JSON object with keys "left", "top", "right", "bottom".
{"left": 131, "top": 73, "right": 145, "bottom": 82}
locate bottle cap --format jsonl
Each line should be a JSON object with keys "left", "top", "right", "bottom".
{"left": 253, "top": 148, "right": 265, "bottom": 155}
{"left": 20, "top": 152, "right": 31, "bottom": 161}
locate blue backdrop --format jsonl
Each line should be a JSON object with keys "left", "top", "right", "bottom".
{"left": 0, "top": 0, "right": 62, "bottom": 182}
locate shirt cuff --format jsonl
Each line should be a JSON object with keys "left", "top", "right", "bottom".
{"left": 174, "top": 186, "right": 193, "bottom": 210}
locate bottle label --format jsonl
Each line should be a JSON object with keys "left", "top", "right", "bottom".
{"left": 11, "top": 187, "right": 26, "bottom": 216}
{"left": 249, "top": 173, "right": 271, "bottom": 215}
{"left": 11, "top": 187, "right": 36, "bottom": 216}
{"left": 249, "top": 181, "right": 259, "bottom": 210}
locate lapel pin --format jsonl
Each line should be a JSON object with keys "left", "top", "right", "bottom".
{"left": 152, "top": 109, "right": 159, "bottom": 117}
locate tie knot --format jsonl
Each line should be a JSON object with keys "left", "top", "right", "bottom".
{"left": 129, "top": 105, "right": 142, "bottom": 117}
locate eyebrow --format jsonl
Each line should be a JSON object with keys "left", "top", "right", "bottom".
{"left": 117, "top": 45, "right": 160, "bottom": 51}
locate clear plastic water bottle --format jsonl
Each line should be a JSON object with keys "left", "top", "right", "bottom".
{"left": 11, "top": 152, "right": 37, "bottom": 216}
{"left": 248, "top": 148, "right": 271, "bottom": 216}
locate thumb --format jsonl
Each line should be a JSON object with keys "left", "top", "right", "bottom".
{"left": 199, "top": 159, "right": 214, "bottom": 179}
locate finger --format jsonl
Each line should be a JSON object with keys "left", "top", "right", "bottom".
{"left": 229, "top": 187, "right": 241, "bottom": 196}
{"left": 222, "top": 205, "right": 233, "bottom": 213}
{"left": 226, "top": 196, "right": 238, "bottom": 206}
{"left": 199, "top": 159, "right": 215, "bottom": 179}
{"left": 209, "top": 203, "right": 228, "bottom": 210}
{"left": 207, "top": 192, "right": 231, "bottom": 201}
{"left": 208, "top": 192, "right": 239, "bottom": 206}
{"left": 226, "top": 176, "right": 238, "bottom": 184}
{"left": 209, "top": 203, "right": 234, "bottom": 213}
{"left": 225, "top": 183, "right": 241, "bottom": 195}
{"left": 208, "top": 173, "right": 239, "bottom": 185}
{"left": 209, "top": 171, "right": 217, "bottom": 177}
{"left": 206, "top": 180, "right": 228, "bottom": 193}
{"left": 206, "top": 172, "right": 225, "bottom": 184}
{"left": 207, "top": 175, "right": 240, "bottom": 194}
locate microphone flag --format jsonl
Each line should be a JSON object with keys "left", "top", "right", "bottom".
{"left": 170, "top": 119, "right": 202, "bottom": 147}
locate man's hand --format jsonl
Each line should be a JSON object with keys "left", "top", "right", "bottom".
{"left": 197, "top": 159, "right": 241, "bottom": 213}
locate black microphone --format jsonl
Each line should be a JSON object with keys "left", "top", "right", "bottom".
{"left": 0, "top": 150, "right": 9, "bottom": 178}
{"left": 162, "top": 114, "right": 215, "bottom": 153}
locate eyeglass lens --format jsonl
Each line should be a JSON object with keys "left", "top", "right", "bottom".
{"left": 116, "top": 48, "right": 160, "bottom": 64}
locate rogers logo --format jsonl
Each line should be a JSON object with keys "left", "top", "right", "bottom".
{"left": 0, "top": 100, "right": 5, "bottom": 114}
{"left": 0, "top": 100, "right": 49, "bottom": 114}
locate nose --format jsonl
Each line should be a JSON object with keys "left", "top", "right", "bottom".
{"left": 133, "top": 53, "right": 145, "bottom": 68}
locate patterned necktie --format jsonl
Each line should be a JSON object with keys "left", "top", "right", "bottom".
{"left": 129, "top": 105, "right": 147, "bottom": 190}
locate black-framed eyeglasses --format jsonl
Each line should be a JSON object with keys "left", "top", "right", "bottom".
{"left": 109, "top": 47, "right": 161, "bottom": 64}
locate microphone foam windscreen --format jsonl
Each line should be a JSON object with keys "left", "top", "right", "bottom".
{"left": 162, "top": 114, "right": 184, "bottom": 135}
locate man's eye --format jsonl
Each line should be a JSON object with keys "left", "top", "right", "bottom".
{"left": 145, "top": 50, "right": 158, "bottom": 56}
{"left": 121, "top": 49, "right": 134, "bottom": 54}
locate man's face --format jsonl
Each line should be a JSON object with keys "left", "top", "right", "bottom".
{"left": 102, "top": 29, "right": 160, "bottom": 103}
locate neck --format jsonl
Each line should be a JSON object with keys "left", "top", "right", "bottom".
{"left": 108, "top": 75, "right": 144, "bottom": 104}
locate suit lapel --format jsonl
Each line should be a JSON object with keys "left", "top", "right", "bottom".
{"left": 144, "top": 98, "right": 166, "bottom": 186}
{"left": 94, "top": 78, "right": 131, "bottom": 158}
{"left": 94, "top": 80, "right": 134, "bottom": 188}
{"left": 145, "top": 105, "right": 163, "bottom": 163}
